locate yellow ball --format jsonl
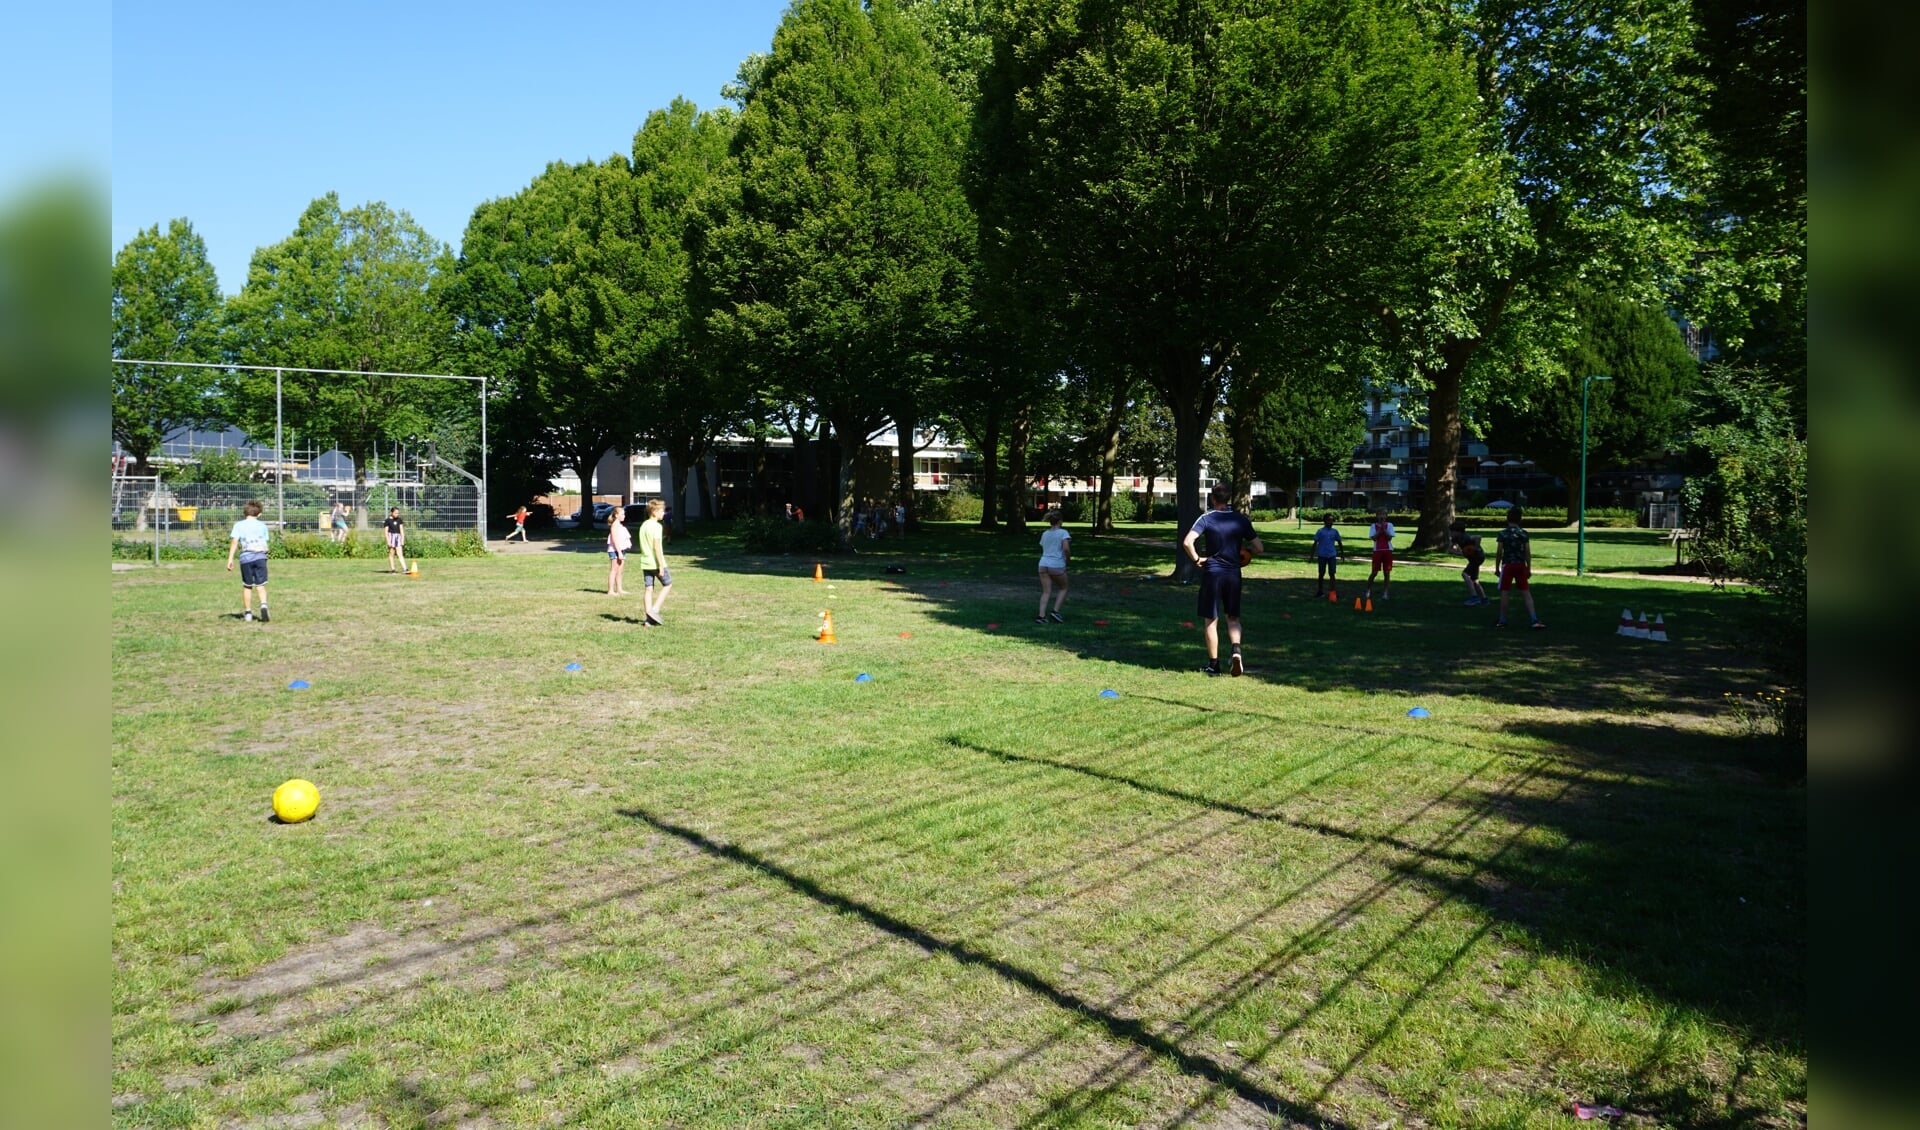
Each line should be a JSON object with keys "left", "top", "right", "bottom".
{"left": 273, "top": 778, "right": 320, "bottom": 823}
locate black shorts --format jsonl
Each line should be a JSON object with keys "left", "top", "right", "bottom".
{"left": 1196, "top": 564, "right": 1242, "bottom": 621}
{"left": 239, "top": 558, "right": 268, "bottom": 587}
{"left": 1462, "top": 555, "right": 1483, "bottom": 579}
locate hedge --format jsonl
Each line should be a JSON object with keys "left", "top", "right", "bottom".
{"left": 113, "top": 528, "right": 488, "bottom": 561}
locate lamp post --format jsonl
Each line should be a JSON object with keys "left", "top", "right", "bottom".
{"left": 1577, "top": 374, "right": 1612, "bottom": 576}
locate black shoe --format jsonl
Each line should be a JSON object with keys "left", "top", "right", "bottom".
{"left": 1035, "top": 616, "right": 1048, "bottom": 624}
{"left": 1229, "top": 652, "right": 1243, "bottom": 677}
{"left": 1201, "top": 664, "right": 1221, "bottom": 677}
{"left": 258, "top": 607, "right": 269, "bottom": 623}
{"left": 1048, "top": 611, "right": 1064, "bottom": 623}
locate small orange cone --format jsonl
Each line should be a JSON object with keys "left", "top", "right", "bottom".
{"left": 1364, "top": 597, "right": 1374, "bottom": 613}
{"left": 813, "top": 562, "right": 824, "bottom": 583}
{"left": 407, "top": 561, "right": 419, "bottom": 576}
{"left": 1354, "top": 596, "right": 1363, "bottom": 611}
{"left": 1328, "top": 589, "right": 1337, "bottom": 604}
{"left": 817, "top": 609, "right": 837, "bottom": 644}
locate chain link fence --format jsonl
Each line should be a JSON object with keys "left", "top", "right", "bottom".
{"left": 111, "top": 477, "right": 481, "bottom": 550}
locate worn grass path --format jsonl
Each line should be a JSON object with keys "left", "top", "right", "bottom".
{"left": 112, "top": 522, "right": 1802, "bottom": 1129}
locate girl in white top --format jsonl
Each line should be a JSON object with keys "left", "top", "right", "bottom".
{"left": 1036, "top": 509, "right": 1071, "bottom": 623}
{"left": 606, "top": 506, "right": 632, "bottom": 595}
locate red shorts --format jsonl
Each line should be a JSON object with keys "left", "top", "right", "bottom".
{"left": 1500, "top": 563, "right": 1531, "bottom": 590}
{"left": 1370, "top": 550, "right": 1393, "bottom": 573}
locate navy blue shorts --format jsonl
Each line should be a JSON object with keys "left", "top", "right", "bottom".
{"left": 239, "top": 558, "right": 268, "bottom": 587}
{"left": 1196, "top": 564, "right": 1242, "bottom": 620}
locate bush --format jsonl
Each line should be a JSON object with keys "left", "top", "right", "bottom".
{"left": 1105, "top": 491, "right": 1136, "bottom": 523}
{"left": 271, "top": 529, "right": 488, "bottom": 559}
{"left": 737, "top": 515, "right": 840, "bottom": 555}
{"left": 915, "top": 486, "right": 982, "bottom": 523}
{"left": 525, "top": 504, "right": 557, "bottom": 530}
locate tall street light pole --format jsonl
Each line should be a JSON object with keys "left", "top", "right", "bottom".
{"left": 1577, "top": 374, "right": 1612, "bottom": 576}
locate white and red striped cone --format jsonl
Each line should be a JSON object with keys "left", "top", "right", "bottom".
{"left": 1648, "top": 614, "right": 1668, "bottom": 642}
{"left": 1617, "top": 609, "right": 1637, "bottom": 637}
{"left": 1635, "top": 612, "right": 1651, "bottom": 639}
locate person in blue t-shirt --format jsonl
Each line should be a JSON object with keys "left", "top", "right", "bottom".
{"left": 1181, "top": 485, "right": 1265, "bottom": 676}
{"left": 225, "top": 499, "right": 273, "bottom": 623}
{"left": 1311, "top": 513, "right": 1344, "bottom": 598}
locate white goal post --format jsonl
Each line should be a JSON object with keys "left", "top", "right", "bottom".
{"left": 111, "top": 358, "right": 489, "bottom": 540}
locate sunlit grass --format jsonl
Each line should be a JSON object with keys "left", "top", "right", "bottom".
{"left": 112, "top": 522, "right": 1801, "bottom": 1128}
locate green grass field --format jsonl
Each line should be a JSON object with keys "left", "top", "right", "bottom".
{"left": 112, "top": 521, "right": 1802, "bottom": 1128}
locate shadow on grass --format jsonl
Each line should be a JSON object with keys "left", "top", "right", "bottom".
{"left": 616, "top": 804, "right": 1356, "bottom": 1129}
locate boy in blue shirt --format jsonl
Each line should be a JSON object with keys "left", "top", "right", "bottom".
{"left": 1311, "top": 514, "right": 1343, "bottom": 598}
{"left": 225, "top": 499, "right": 273, "bottom": 622}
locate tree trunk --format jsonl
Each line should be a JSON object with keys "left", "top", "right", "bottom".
{"left": 1162, "top": 348, "right": 1219, "bottom": 583}
{"left": 1142, "top": 470, "right": 1155, "bottom": 522}
{"left": 830, "top": 419, "right": 858, "bottom": 551}
{"left": 692, "top": 447, "right": 714, "bottom": 521}
{"left": 977, "top": 403, "right": 1001, "bottom": 530}
{"left": 1094, "top": 382, "right": 1126, "bottom": 533}
{"left": 666, "top": 443, "right": 694, "bottom": 538}
{"left": 1005, "top": 403, "right": 1032, "bottom": 533}
{"left": 1416, "top": 351, "right": 1470, "bottom": 551}
{"left": 792, "top": 422, "right": 819, "bottom": 519}
{"left": 751, "top": 430, "right": 768, "bottom": 515}
{"left": 894, "top": 404, "right": 916, "bottom": 536}
{"left": 1229, "top": 397, "right": 1258, "bottom": 514}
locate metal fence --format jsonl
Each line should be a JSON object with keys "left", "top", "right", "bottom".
{"left": 111, "top": 478, "right": 481, "bottom": 549}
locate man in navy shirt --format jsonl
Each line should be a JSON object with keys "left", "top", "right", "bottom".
{"left": 1182, "top": 484, "right": 1265, "bottom": 676}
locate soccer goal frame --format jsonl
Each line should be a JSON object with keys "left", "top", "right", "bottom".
{"left": 110, "top": 358, "right": 490, "bottom": 540}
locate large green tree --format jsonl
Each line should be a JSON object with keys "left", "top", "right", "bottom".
{"left": 692, "top": 0, "right": 975, "bottom": 550}
{"left": 625, "top": 99, "right": 741, "bottom": 533}
{"left": 975, "top": 0, "right": 1484, "bottom": 578}
{"left": 1386, "top": 0, "right": 1703, "bottom": 549}
{"left": 1484, "top": 288, "right": 1698, "bottom": 494}
{"left": 111, "top": 219, "right": 225, "bottom": 476}
{"left": 224, "top": 194, "right": 459, "bottom": 512}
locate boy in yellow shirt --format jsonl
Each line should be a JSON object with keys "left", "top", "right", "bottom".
{"left": 637, "top": 499, "right": 673, "bottom": 627}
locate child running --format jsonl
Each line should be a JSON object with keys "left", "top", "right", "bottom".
{"left": 383, "top": 508, "right": 407, "bottom": 573}
{"left": 1311, "top": 514, "right": 1343, "bottom": 598}
{"left": 1035, "top": 509, "right": 1071, "bottom": 623}
{"left": 637, "top": 499, "right": 672, "bottom": 627}
{"left": 505, "top": 505, "right": 529, "bottom": 542}
{"left": 1494, "top": 507, "right": 1545, "bottom": 629}
{"left": 225, "top": 499, "right": 273, "bottom": 622}
{"left": 606, "top": 505, "right": 631, "bottom": 595}
{"left": 1452, "top": 523, "right": 1489, "bottom": 605}
{"left": 1364, "top": 509, "right": 1395, "bottom": 602}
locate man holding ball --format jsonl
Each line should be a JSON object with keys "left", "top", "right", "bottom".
{"left": 1182, "top": 484, "right": 1264, "bottom": 676}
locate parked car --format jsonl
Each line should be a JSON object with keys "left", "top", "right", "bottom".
{"left": 570, "top": 502, "right": 616, "bottom": 524}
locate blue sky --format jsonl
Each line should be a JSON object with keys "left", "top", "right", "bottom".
{"left": 111, "top": 1, "right": 795, "bottom": 294}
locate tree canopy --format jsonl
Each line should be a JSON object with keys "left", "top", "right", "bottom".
{"left": 111, "top": 219, "right": 224, "bottom": 475}
{"left": 223, "top": 194, "right": 459, "bottom": 493}
{"left": 974, "top": 0, "right": 1485, "bottom": 573}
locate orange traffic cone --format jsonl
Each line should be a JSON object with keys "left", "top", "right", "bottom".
{"left": 817, "top": 609, "right": 837, "bottom": 644}
{"left": 1364, "top": 597, "right": 1374, "bottom": 613}
{"left": 407, "top": 562, "right": 419, "bottom": 576}
{"left": 1353, "top": 595, "right": 1363, "bottom": 611}
{"left": 813, "top": 562, "right": 824, "bottom": 583}
{"left": 1328, "top": 589, "right": 1338, "bottom": 604}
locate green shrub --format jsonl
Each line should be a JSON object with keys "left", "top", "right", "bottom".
{"left": 915, "top": 487, "right": 982, "bottom": 523}
{"left": 737, "top": 515, "right": 841, "bottom": 554}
